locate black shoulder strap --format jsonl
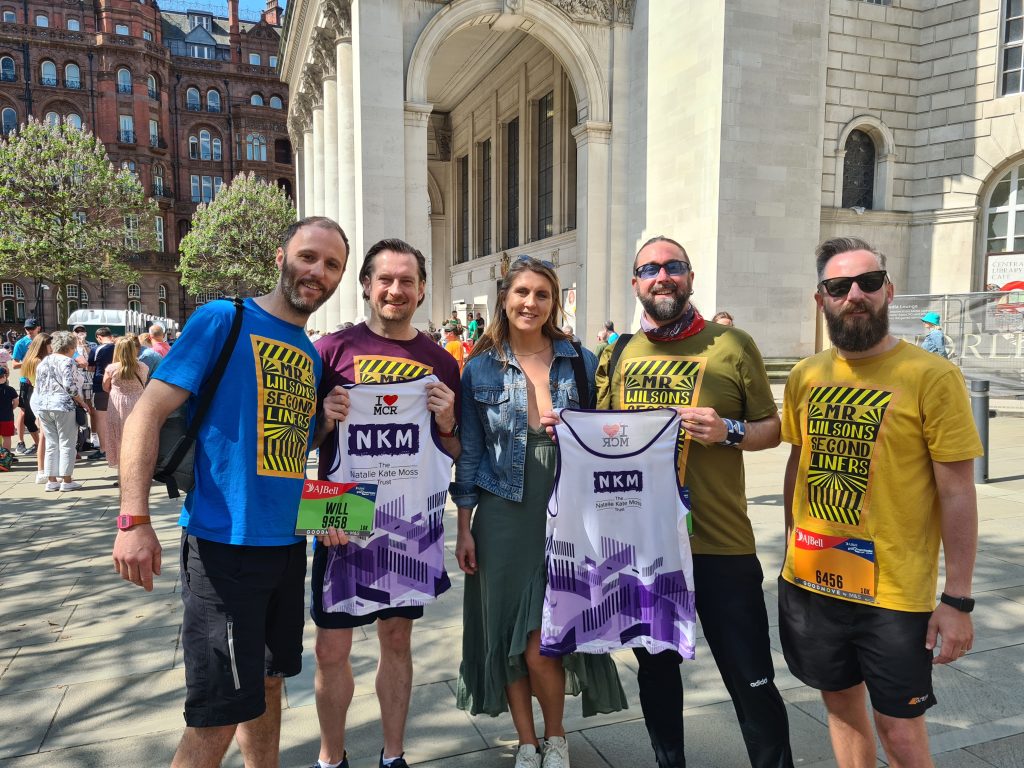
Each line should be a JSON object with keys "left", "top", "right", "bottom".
{"left": 569, "top": 340, "right": 591, "bottom": 408}
{"left": 186, "top": 297, "right": 245, "bottom": 440}
{"left": 607, "top": 333, "right": 634, "bottom": 381}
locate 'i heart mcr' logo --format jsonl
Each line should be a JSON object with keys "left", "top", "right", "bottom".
{"left": 602, "top": 422, "right": 629, "bottom": 448}
{"left": 374, "top": 394, "right": 399, "bottom": 415}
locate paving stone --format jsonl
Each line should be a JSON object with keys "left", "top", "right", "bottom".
{"left": 0, "top": 730, "right": 181, "bottom": 767}
{"left": 57, "top": 594, "right": 182, "bottom": 641}
{"left": 0, "top": 687, "right": 67, "bottom": 759}
{"left": 964, "top": 731, "right": 1024, "bottom": 767}
{"left": 0, "top": 605, "right": 73, "bottom": 649}
{"left": 415, "top": 731, "right": 612, "bottom": 768}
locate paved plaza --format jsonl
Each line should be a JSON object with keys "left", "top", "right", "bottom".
{"left": 1, "top": 414, "right": 1022, "bottom": 767}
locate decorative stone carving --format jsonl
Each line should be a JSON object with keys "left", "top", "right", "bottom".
{"left": 289, "top": 92, "right": 314, "bottom": 143}
{"left": 321, "top": 0, "right": 352, "bottom": 39}
{"left": 547, "top": 0, "right": 635, "bottom": 24}
{"left": 312, "top": 27, "right": 337, "bottom": 77}
{"left": 301, "top": 64, "right": 324, "bottom": 107}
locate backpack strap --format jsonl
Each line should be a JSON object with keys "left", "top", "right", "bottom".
{"left": 569, "top": 340, "right": 592, "bottom": 408}
{"left": 186, "top": 296, "right": 245, "bottom": 440}
{"left": 607, "top": 333, "right": 634, "bottom": 382}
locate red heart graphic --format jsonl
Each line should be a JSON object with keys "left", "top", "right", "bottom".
{"left": 603, "top": 424, "right": 620, "bottom": 437}
{"left": 383, "top": 395, "right": 398, "bottom": 406}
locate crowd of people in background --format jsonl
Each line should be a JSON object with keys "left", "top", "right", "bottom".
{"left": 0, "top": 319, "right": 174, "bottom": 487}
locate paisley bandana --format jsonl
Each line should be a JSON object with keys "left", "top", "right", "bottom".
{"left": 639, "top": 305, "right": 706, "bottom": 343}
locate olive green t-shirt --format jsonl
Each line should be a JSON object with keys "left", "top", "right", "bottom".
{"left": 596, "top": 325, "right": 777, "bottom": 555}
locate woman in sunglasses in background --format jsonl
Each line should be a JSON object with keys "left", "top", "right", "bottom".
{"left": 451, "top": 256, "right": 626, "bottom": 768}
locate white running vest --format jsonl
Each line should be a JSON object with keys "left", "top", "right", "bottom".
{"left": 541, "top": 407, "right": 696, "bottom": 658}
{"left": 321, "top": 376, "right": 454, "bottom": 614}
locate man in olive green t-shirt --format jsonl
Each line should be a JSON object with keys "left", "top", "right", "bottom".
{"left": 593, "top": 236, "right": 793, "bottom": 768}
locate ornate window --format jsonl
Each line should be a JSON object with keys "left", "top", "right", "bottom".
{"left": 64, "top": 62, "right": 80, "bottom": 88}
{"left": 536, "top": 91, "right": 554, "bottom": 240}
{"left": 0, "top": 56, "right": 14, "bottom": 82}
{"left": 185, "top": 87, "right": 200, "bottom": 110}
{"left": 269, "top": 95, "right": 283, "bottom": 110}
{"left": 158, "top": 284, "right": 167, "bottom": 317}
{"left": 1, "top": 106, "right": 15, "bottom": 136}
{"left": 35, "top": 14, "right": 48, "bottom": 27}
{"left": 984, "top": 163, "right": 1024, "bottom": 253}
{"left": 40, "top": 60, "right": 57, "bottom": 87}
{"left": 115, "top": 23, "right": 129, "bottom": 35}
{"left": 212, "top": 137, "right": 222, "bottom": 161}
{"left": 194, "top": 289, "right": 224, "bottom": 305}
{"left": 248, "top": 53, "right": 260, "bottom": 66}
{"left": 2, "top": 11, "right": 15, "bottom": 22}
{"left": 206, "top": 89, "right": 220, "bottom": 112}
{"left": 250, "top": 93, "right": 264, "bottom": 106}
{"left": 116, "top": 67, "right": 132, "bottom": 94}
{"left": 80, "top": 288, "right": 88, "bottom": 308}
{"left": 124, "top": 217, "right": 139, "bottom": 249}
{"left": 128, "top": 283, "right": 141, "bottom": 299}
{"left": 246, "top": 132, "right": 267, "bottom": 161}
{"left": 67, "top": 113, "right": 82, "bottom": 130}
{"left": 67, "top": 18, "right": 80, "bottom": 31}
{"left": 841, "top": 129, "right": 876, "bottom": 210}
{"left": 155, "top": 216, "right": 164, "bottom": 251}
{"left": 44, "top": 111, "right": 59, "bottom": 127}
{"left": 199, "top": 129, "right": 211, "bottom": 160}
{"left": 147, "top": 73, "right": 158, "bottom": 99}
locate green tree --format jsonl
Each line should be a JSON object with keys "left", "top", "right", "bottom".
{"left": 0, "top": 117, "right": 158, "bottom": 323}
{"left": 178, "top": 171, "right": 295, "bottom": 296}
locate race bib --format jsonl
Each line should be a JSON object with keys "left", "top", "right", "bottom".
{"left": 791, "top": 527, "right": 876, "bottom": 603}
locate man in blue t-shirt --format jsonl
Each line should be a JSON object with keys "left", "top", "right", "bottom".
{"left": 10, "top": 318, "right": 41, "bottom": 455}
{"left": 112, "top": 216, "right": 350, "bottom": 768}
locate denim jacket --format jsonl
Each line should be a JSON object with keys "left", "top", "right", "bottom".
{"left": 451, "top": 338, "right": 598, "bottom": 509}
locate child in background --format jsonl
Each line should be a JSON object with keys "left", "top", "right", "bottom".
{"left": 0, "top": 367, "right": 18, "bottom": 450}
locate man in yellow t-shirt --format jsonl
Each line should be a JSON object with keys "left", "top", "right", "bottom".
{"left": 780, "top": 237, "right": 982, "bottom": 767}
{"left": 593, "top": 236, "right": 793, "bottom": 768}
{"left": 443, "top": 324, "right": 465, "bottom": 370}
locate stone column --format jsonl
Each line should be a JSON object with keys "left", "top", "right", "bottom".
{"left": 303, "top": 127, "right": 315, "bottom": 219}
{"left": 336, "top": 35, "right": 359, "bottom": 323}
{"left": 404, "top": 101, "right": 432, "bottom": 326}
{"left": 319, "top": 77, "right": 339, "bottom": 331}
{"left": 312, "top": 104, "right": 326, "bottom": 217}
{"left": 294, "top": 144, "right": 305, "bottom": 218}
{"left": 571, "top": 120, "right": 612, "bottom": 347}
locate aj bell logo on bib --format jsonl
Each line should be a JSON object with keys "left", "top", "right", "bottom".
{"left": 602, "top": 423, "right": 630, "bottom": 448}
{"left": 348, "top": 423, "right": 419, "bottom": 457}
{"left": 593, "top": 470, "right": 643, "bottom": 493}
{"left": 373, "top": 394, "right": 400, "bottom": 415}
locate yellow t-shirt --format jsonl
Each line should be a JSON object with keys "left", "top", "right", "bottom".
{"left": 780, "top": 340, "right": 983, "bottom": 612}
{"left": 445, "top": 340, "right": 464, "bottom": 370}
{"left": 596, "top": 325, "right": 778, "bottom": 556}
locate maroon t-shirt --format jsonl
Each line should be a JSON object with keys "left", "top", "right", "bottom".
{"left": 315, "top": 322, "right": 461, "bottom": 478}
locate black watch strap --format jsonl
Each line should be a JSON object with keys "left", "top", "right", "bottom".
{"left": 940, "top": 592, "right": 975, "bottom": 613}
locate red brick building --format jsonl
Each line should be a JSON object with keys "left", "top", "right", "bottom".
{"left": 0, "top": 0, "right": 293, "bottom": 335}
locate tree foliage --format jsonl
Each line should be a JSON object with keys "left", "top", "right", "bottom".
{"left": 178, "top": 171, "right": 295, "bottom": 295}
{"left": 0, "top": 117, "right": 157, "bottom": 314}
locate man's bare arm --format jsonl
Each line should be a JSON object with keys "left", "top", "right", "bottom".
{"left": 676, "top": 408, "right": 781, "bottom": 452}
{"left": 783, "top": 444, "right": 801, "bottom": 550}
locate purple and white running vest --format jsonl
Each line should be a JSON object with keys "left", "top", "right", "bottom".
{"left": 541, "top": 407, "right": 696, "bottom": 658}
{"left": 321, "top": 376, "right": 453, "bottom": 614}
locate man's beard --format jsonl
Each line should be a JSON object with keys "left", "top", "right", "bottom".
{"left": 639, "top": 286, "right": 691, "bottom": 323}
{"left": 280, "top": 256, "right": 330, "bottom": 315}
{"left": 824, "top": 300, "right": 889, "bottom": 352}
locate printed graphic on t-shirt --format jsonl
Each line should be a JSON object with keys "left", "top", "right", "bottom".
{"left": 354, "top": 355, "right": 432, "bottom": 383}
{"left": 618, "top": 356, "right": 705, "bottom": 482}
{"left": 805, "top": 385, "right": 892, "bottom": 526}
{"left": 252, "top": 335, "right": 317, "bottom": 479}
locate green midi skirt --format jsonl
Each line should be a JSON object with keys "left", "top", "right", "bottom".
{"left": 456, "top": 428, "right": 628, "bottom": 717}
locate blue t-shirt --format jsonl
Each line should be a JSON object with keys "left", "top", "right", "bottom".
{"left": 12, "top": 336, "right": 31, "bottom": 384}
{"left": 154, "top": 298, "right": 322, "bottom": 546}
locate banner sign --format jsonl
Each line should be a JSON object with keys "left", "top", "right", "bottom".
{"left": 889, "top": 292, "right": 1024, "bottom": 396}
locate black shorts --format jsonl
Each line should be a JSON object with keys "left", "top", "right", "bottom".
{"left": 180, "top": 533, "right": 307, "bottom": 727}
{"left": 778, "top": 578, "right": 935, "bottom": 718}
{"left": 18, "top": 382, "right": 36, "bottom": 433}
{"left": 310, "top": 541, "right": 423, "bottom": 629}
{"left": 92, "top": 389, "right": 109, "bottom": 411}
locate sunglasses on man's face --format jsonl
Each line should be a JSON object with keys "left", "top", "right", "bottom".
{"left": 634, "top": 260, "right": 692, "bottom": 280}
{"left": 818, "top": 270, "right": 888, "bottom": 298}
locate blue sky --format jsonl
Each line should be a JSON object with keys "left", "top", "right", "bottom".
{"left": 238, "top": 0, "right": 286, "bottom": 21}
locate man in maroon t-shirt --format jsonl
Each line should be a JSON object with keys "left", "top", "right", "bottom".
{"left": 310, "top": 238, "right": 460, "bottom": 768}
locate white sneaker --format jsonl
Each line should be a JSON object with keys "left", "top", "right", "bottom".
{"left": 541, "top": 736, "right": 570, "bottom": 768}
{"left": 59, "top": 481, "right": 83, "bottom": 492}
{"left": 515, "top": 743, "right": 542, "bottom": 768}
{"left": 44, "top": 482, "right": 61, "bottom": 492}
{"left": 35, "top": 472, "right": 48, "bottom": 484}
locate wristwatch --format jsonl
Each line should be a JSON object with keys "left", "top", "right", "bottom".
{"left": 719, "top": 418, "right": 746, "bottom": 447}
{"left": 117, "top": 514, "right": 152, "bottom": 531}
{"left": 438, "top": 423, "right": 460, "bottom": 439}
{"left": 940, "top": 592, "right": 975, "bottom": 613}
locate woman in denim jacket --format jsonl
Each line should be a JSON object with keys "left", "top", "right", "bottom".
{"left": 452, "top": 257, "right": 626, "bottom": 768}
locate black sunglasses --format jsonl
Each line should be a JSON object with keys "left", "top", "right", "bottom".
{"left": 818, "top": 270, "right": 888, "bottom": 298}
{"left": 634, "top": 260, "right": 692, "bottom": 280}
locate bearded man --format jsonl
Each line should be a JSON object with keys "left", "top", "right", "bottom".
{"left": 779, "top": 237, "right": 981, "bottom": 768}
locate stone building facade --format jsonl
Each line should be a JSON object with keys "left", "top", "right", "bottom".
{"left": 281, "top": 0, "right": 1022, "bottom": 357}
{"left": 0, "top": 0, "right": 293, "bottom": 336}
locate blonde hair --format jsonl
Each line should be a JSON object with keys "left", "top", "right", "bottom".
{"left": 113, "top": 335, "right": 142, "bottom": 383}
{"left": 20, "top": 333, "right": 51, "bottom": 383}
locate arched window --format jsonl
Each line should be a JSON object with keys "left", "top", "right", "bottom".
{"left": 67, "top": 18, "right": 80, "bottom": 31}
{"left": 206, "top": 89, "right": 220, "bottom": 112}
{"left": 984, "top": 163, "right": 1024, "bottom": 255}
{"left": 185, "top": 86, "right": 200, "bottom": 110}
{"left": 250, "top": 93, "right": 264, "bottom": 106}
{"left": 40, "top": 60, "right": 57, "bottom": 86}
{"left": 64, "top": 62, "right": 80, "bottom": 88}
{"left": 67, "top": 113, "right": 82, "bottom": 130}
{"left": 841, "top": 129, "right": 876, "bottom": 210}
{"left": 116, "top": 67, "right": 132, "bottom": 94}
{"left": 274, "top": 138, "right": 291, "bottom": 164}
{"left": 66, "top": 284, "right": 79, "bottom": 316}
{"left": 1, "top": 282, "right": 16, "bottom": 322}
{"left": 45, "top": 111, "right": 60, "bottom": 127}
{"left": 158, "top": 284, "right": 168, "bottom": 317}
{"left": 80, "top": 288, "right": 89, "bottom": 308}
{"left": 189, "top": 135, "right": 198, "bottom": 159}
{"left": 199, "top": 129, "right": 211, "bottom": 160}
{"left": 35, "top": 14, "right": 48, "bottom": 27}
{"left": 0, "top": 56, "right": 15, "bottom": 82}
{"left": 147, "top": 73, "right": 158, "bottom": 99}
{"left": 1, "top": 107, "right": 16, "bottom": 136}
{"left": 246, "top": 133, "right": 267, "bottom": 161}
{"left": 153, "top": 163, "right": 165, "bottom": 194}
{"left": 269, "top": 95, "right": 283, "bottom": 110}
{"left": 155, "top": 216, "right": 164, "bottom": 251}
{"left": 115, "top": 23, "right": 129, "bottom": 35}
{"left": 194, "top": 289, "right": 224, "bottom": 306}
{"left": 127, "top": 283, "right": 142, "bottom": 313}
{"left": 212, "top": 137, "right": 222, "bottom": 161}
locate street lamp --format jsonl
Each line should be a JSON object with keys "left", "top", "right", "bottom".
{"left": 33, "top": 282, "right": 50, "bottom": 329}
